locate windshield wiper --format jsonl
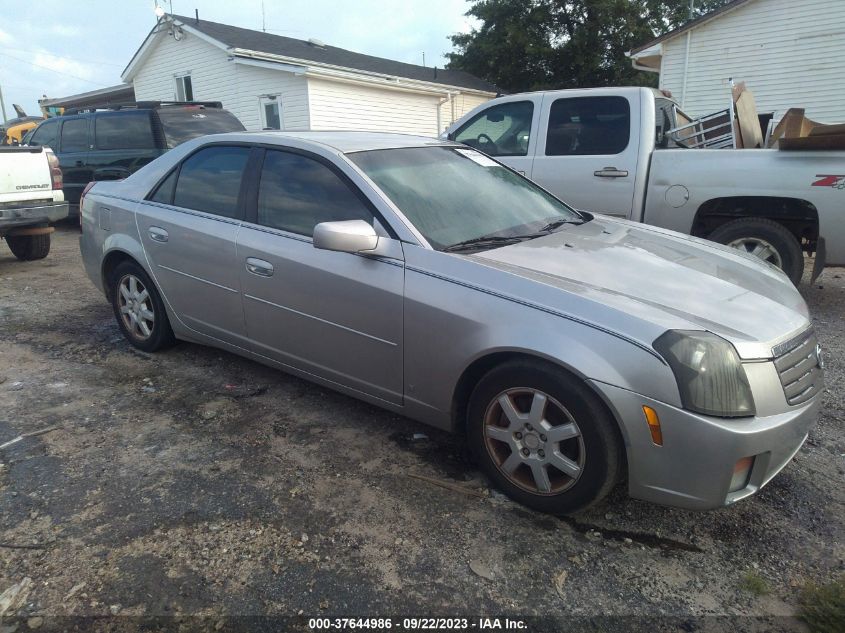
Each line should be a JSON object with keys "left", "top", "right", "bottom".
{"left": 538, "top": 218, "right": 586, "bottom": 232}
{"left": 443, "top": 234, "right": 536, "bottom": 253}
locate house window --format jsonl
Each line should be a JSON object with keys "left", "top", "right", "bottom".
{"left": 175, "top": 74, "right": 193, "bottom": 102}
{"left": 260, "top": 95, "right": 282, "bottom": 130}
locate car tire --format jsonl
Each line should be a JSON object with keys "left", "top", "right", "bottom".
{"left": 708, "top": 218, "right": 804, "bottom": 285}
{"left": 6, "top": 234, "right": 51, "bottom": 260}
{"left": 467, "top": 360, "right": 623, "bottom": 515}
{"left": 109, "top": 260, "right": 175, "bottom": 352}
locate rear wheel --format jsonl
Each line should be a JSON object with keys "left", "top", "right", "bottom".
{"left": 109, "top": 261, "right": 175, "bottom": 352}
{"left": 467, "top": 361, "right": 623, "bottom": 515}
{"left": 6, "top": 234, "right": 51, "bottom": 260}
{"left": 708, "top": 218, "right": 804, "bottom": 285}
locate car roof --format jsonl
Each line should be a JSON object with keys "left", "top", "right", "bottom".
{"left": 208, "top": 130, "right": 454, "bottom": 154}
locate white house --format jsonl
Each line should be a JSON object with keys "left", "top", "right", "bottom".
{"left": 628, "top": 0, "right": 845, "bottom": 122}
{"left": 121, "top": 13, "right": 497, "bottom": 135}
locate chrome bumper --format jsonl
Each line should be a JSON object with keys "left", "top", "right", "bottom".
{"left": 590, "top": 380, "right": 820, "bottom": 510}
{"left": 0, "top": 201, "right": 68, "bottom": 232}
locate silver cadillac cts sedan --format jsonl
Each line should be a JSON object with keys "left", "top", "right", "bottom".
{"left": 79, "top": 131, "right": 823, "bottom": 515}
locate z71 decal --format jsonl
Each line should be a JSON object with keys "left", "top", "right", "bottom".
{"left": 812, "top": 175, "right": 845, "bottom": 189}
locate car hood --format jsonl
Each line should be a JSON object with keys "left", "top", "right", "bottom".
{"left": 473, "top": 215, "right": 809, "bottom": 359}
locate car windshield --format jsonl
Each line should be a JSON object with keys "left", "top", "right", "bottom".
{"left": 349, "top": 146, "right": 583, "bottom": 250}
{"left": 155, "top": 108, "right": 246, "bottom": 149}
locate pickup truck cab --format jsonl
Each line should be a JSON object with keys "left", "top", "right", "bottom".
{"left": 446, "top": 87, "right": 844, "bottom": 284}
{"left": 0, "top": 145, "right": 68, "bottom": 260}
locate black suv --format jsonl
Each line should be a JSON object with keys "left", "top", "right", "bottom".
{"left": 23, "top": 101, "right": 245, "bottom": 213}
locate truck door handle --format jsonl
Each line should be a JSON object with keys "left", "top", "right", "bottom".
{"left": 246, "top": 257, "right": 274, "bottom": 277}
{"left": 594, "top": 167, "right": 629, "bottom": 178}
{"left": 75, "top": 161, "right": 83, "bottom": 167}
{"left": 148, "top": 226, "right": 169, "bottom": 243}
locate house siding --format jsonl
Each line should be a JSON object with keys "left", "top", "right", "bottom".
{"left": 132, "top": 31, "right": 310, "bottom": 130}
{"left": 658, "top": 0, "right": 845, "bottom": 122}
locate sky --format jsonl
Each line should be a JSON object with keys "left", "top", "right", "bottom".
{"left": 0, "top": 0, "right": 478, "bottom": 119}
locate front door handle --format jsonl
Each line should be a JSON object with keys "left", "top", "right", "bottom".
{"left": 148, "top": 226, "right": 169, "bottom": 243}
{"left": 594, "top": 167, "right": 629, "bottom": 178}
{"left": 246, "top": 257, "right": 274, "bottom": 277}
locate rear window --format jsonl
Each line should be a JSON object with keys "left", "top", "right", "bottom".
{"left": 155, "top": 108, "right": 246, "bottom": 149}
{"left": 95, "top": 112, "right": 155, "bottom": 150}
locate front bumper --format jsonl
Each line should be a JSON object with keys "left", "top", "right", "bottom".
{"left": 590, "top": 380, "right": 820, "bottom": 510}
{"left": 0, "top": 201, "right": 69, "bottom": 233}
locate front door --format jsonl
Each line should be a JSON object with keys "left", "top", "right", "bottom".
{"left": 137, "top": 144, "right": 251, "bottom": 343}
{"left": 531, "top": 94, "right": 641, "bottom": 218}
{"left": 236, "top": 148, "right": 405, "bottom": 404}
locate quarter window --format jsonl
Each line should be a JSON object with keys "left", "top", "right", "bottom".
{"left": 60, "top": 119, "right": 89, "bottom": 152}
{"left": 454, "top": 101, "right": 534, "bottom": 157}
{"left": 28, "top": 119, "right": 59, "bottom": 149}
{"left": 149, "top": 169, "right": 177, "bottom": 205}
{"left": 96, "top": 112, "right": 155, "bottom": 150}
{"left": 545, "top": 96, "right": 630, "bottom": 156}
{"left": 173, "top": 146, "right": 250, "bottom": 218}
{"left": 257, "top": 150, "right": 373, "bottom": 236}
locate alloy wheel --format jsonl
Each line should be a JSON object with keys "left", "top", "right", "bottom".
{"left": 483, "top": 388, "right": 585, "bottom": 495}
{"left": 118, "top": 274, "right": 155, "bottom": 340}
{"left": 727, "top": 237, "right": 784, "bottom": 268}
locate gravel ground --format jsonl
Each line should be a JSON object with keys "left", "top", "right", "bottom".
{"left": 0, "top": 226, "right": 843, "bottom": 631}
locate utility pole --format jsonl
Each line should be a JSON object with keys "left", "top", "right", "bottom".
{"left": 262, "top": 0, "right": 266, "bottom": 32}
{"left": 0, "top": 83, "right": 8, "bottom": 127}
{"left": 422, "top": 52, "right": 426, "bottom": 67}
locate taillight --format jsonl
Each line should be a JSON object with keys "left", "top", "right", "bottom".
{"left": 45, "top": 149, "right": 63, "bottom": 190}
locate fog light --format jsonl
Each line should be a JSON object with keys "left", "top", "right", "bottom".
{"left": 729, "top": 456, "right": 754, "bottom": 492}
{"left": 642, "top": 405, "right": 663, "bottom": 446}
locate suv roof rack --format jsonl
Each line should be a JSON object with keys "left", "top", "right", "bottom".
{"left": 63, "top": 101, "right": 223, "bottom": 115}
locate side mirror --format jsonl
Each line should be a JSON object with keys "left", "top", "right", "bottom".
{"left": 313, "top": 220, "right": 379, "bottom": 254}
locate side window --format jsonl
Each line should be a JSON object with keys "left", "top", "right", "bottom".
{"left": 545, "top": 96, "right": 631, "bottom": 156}
{"left": 173, "top": 146, "right": 250, "bottom": 218}
{"left": 175, "top": 75, "right": 193, "bottom": 101}
{"left": 257, "top": 150, "right": 373, "bottom": 237}
{"left": 96, "top": 113, "right": 155, "bottom": 150}
{"left": 454, "top": 101, "right": 534, "bottom": 157}
{"left": 149, "top": 169, "right": 178, "bottom": 204}
{"left": 28, "top": 120, "right": 59, "bottom": 148}
{"left": 60, "top": 119, "right": 89, "bottom": 152}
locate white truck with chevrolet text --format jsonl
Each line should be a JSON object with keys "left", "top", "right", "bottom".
{"left": 446, "top": 86, "right": 845, "bottom": 285}
{"left": 0, "top": 145, "right": 68, "bottom": 260}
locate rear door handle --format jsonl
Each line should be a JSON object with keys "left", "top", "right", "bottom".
{"left": 594, "top": 167, "right": 629, "bottom": 178}
{"left": 148, "top": 226, "right": 169, "bottom": 243}
{"left": 246, "top": 257, "right": 274, "bottom": 277}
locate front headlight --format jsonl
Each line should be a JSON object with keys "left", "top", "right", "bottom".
{"left": 654, "top": 330, "right": 756, "bottom": 418}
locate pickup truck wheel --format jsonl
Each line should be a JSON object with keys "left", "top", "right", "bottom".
{"left": 467, "top": 361, "right": 622, "bottom": 515}
{"left": 109, "top": 261, "right": 175, "bottom": 352}
{"left": 6, "top": 234, "right": 51, "bottom": 260}
{"left": 708, "top": 218, "right": 804, "bottom": 285}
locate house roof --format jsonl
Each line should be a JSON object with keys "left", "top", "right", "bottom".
{"left": 162, "top": 14, "right": 498, "bottom": 94}
{"left": 630, "top": 0, "right": 756, "bottom": 55}
{"left": 39, "top": 84, "right": 136, "bottom": 109}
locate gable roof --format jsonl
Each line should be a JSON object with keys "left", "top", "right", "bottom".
{"left": 630, "top": 0, "right": 756, "bottom": 55}
{"left": 137, "top": 14, "right": 497, "bottom": 94}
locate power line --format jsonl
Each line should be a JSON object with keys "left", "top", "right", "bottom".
{"left": 0, "top": 46, "right": 125, "bottom": 68}
{"left": 0, "top": 51, "right": 109, "bottom": 88}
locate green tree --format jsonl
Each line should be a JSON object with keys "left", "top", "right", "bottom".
{"left": 447, "top": 0, "right": 731, "bottom": 93}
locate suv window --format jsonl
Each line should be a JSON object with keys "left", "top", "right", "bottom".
{"left": 257, "top": 150, "right": 373, "bottom": 236}
{"left": 28, "top": 119, "right": 59, "bottom": 149}
{"left": 454, "top": 101, "right": 534, "bottom": 157}
{"left": 60, "top": 119, "right": 89, "bottom": 152}
{"left": 173, "top": 146, "right": 250, "bottom": 218}
{"left": 96, "top": 112, "right": 155, "bottom": 150}
{"left": 155, "top": 108, "right": 246, "bottom": 149}
{"left": 545, "top": 96, "right": 630, "bottom": 156}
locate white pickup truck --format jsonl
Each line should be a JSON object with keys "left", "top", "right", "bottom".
{"left": 0, "top": 145, "right": 68, "bottom": 260}
{"left": 446, "top": 87, "right": 844, "bottom": 284}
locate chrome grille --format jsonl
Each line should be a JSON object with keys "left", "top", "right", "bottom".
{"left": 773, "top": 329, "right": 824, "bottom": 406}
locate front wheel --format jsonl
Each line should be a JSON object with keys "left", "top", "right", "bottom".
{"left": 708, "top": 218, "right": 804, "bottom": 285}
{"left": 467, "top": 361, "right": 623, "bottom": 515}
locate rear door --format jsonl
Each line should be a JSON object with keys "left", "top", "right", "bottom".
{"left": 531, "top": 93, "right": 641, "bottom": 218}
{"left": 236, "top": 147, "right": 405, "bottom": 404}
{"left": 88, "top": 111, "right": 162, "bottom": 180}
{"left": 137, "top": 144, "right": 251, "bottom": 343}
{"left": 57, "top": 116, "right": 93, "bottom": 207}
{"left": 451, "top": 95, "right": 542, "bottom": 177}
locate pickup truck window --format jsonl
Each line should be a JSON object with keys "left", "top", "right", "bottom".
{"left": 546, "top": 96, "right": 630, "bottom": 156}
{"left": 172, "top": 146, "right": 250, "bottom": 219}
{"left": 96, "top": 112, "right": 155, "bottom": 150}
{"left": 454, "top": 101, "right": 534, "bottom": 157}
{"left": 60, "top": 119, "right": 89, "bottom": 153}
{"left": 28, "top": 119, "right": 59, "bottom": 149}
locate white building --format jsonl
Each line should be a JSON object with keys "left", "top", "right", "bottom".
{"left": 122, "top": 13, "right": 497, "bottom": 135}
{"left": 628, "top": 0, "right": 845, "bottom": 122}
